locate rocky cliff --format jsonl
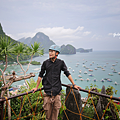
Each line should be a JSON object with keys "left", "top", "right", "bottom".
{"left": 18, "top": 32, "right": 55, "bottom": 53}
{"left": 60, "top": 44, "right": 76, "bottom": 54}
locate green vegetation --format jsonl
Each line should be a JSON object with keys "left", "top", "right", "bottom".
{"left": 20, "top": 61, "right": 41, "bottom": 65}
{"left": 4, "top": 78, "right": 66, "bottom": 120}
{"left": 84, "top": 84, "right": 120, "bottom": 120}
{"left": 60, "top": 44, "right": 76, "bottom": 54}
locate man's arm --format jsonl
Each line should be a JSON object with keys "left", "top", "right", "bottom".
{"left": 68, "top": 75, "right": 81, "bottom": 90}
{"left": 32, "top": 76, "right": 42, "bottom": 93}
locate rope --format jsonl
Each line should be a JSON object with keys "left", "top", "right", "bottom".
{"left": 18, "top": 94, "right": 27, "bottom": 119}
{"left": 89, "top": 94, "right": 100, "bottom": 120}
{"left": 2, "top": 87, "right": 120, "bottom": 120}
{"left": 71, "top": 87, "right": 81, "bottom": 119}
{"left": 60, "top": 87, "right": 72, "bottom": 120}
{"left": 100, "top": 99, "right": 111, "bottom": 120}
{"left": 4, "top": 97, "right": 18, "bottom": 119}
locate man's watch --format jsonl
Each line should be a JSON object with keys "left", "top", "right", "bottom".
{"left": 73, "top": 84, "right": 76, "bottom": 87}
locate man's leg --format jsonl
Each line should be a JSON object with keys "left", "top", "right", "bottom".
{"left": 51, "top": 95, "right": 61, "bottom": 120}
{"left": 43, "top": 95, "right": 52, "bottom": 120}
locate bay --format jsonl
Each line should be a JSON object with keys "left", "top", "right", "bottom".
{"left": 3, "top": 51, "right": 120, "bottom": 98}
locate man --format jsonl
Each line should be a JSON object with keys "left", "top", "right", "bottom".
{"left": 32, "top": 45, "right": 81, "bottom": 120}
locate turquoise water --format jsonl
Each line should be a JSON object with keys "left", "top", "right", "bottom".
{"left": 3, "top": 51, "right": 120, "bottom": 98}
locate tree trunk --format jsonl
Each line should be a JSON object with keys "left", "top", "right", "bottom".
{"left": 7, "top": 91, "right": 11, "bottom": 120}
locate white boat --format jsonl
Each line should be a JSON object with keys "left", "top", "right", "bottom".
{"left": 78, "top": 75, "right": 82, "bottom": 78}
{"left": 95, "top": 68, "right": 98, "bottom": 70}
{"left": 86, "top": 78, "right": 90, "bottom": 81}
{"left": 102, "top": 68, "right": 105, "bottom": 71}
{"left": 68, "top": 67, "right": 71, "bottom": 69}
{"left": 108, "top": 73, "right": 113, "bottom": 76}
{"left": 33, "top": 68, "right": 40, "bottom": 71}
{"left": 114, "top": 81, "right": 118, "bottom": 85}
{"left": 84, "top": 71, "right": 87, "bottom": 74}
{"left": 118, "top": 72, "right": 120, "bottom": 75}
{"left": 113, "top": 70, "right": 117, "bottom": 73}
{"left": 75, "top": 78, "right": 77, "bottom": 81}
{"left": 79, "top": 70, "right": 82, "bottom": 74}
{"left": 62, "top": 73, "right": 65, "bottom": 77}
{"left": 80, "top": 78, "right": 84, "bottom": 81}
{"left": 83, "top": 65, "right": 86, "bottom": 68}
{"left": 72, "top": 70, "right": 74, "bottom": 73}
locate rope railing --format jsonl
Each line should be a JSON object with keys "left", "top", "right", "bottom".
{"left": 0, "top": 83, "right": 120, "bottom": 120}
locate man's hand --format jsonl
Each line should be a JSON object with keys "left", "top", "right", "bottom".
{"left": 74, "top": 85, "right": 81, "bottom": 91}
{"left": 32, "top": 87, "right": 38, "bottom": 93}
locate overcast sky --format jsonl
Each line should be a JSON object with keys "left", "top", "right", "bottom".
{"left": 0, "top": 0, "right": 120, "bottom": 51}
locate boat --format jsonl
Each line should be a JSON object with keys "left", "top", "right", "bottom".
{"left": 104, "top": 78, "right": 109, "bottom": 80}
{"left": 88, "top": 74, "right": 94, "bottom": 77}
{"left": 113, "top": 70, "right": 117, "bottom": 73}
{"left": 75, "top": 78, "right": 77, "bottom": 81}
{"left": 95, "top": 68, "right": 98, "bottom": 70}
{"left": 62, "top": 73, "right": 65, "bottom": 77}
{"left": 68, "top": 67, "right": 72, "bottom": 69}
{"left": 118, "top": 72, "right": 120, "bottom": 75}
{"left": 80, "top": 78, "right": 84, "bottom": 81}
{"left": 83, "top": 65, "right": 86, "bottom": 68}
{"left": 102, "top": 68, "right": 105, "bottom": 71}
{"left": 78, "top": 75, "right": 82, "bottom": 78}
{"left": 93, "top": 78, "right": 97, "bottom": 82}
{"left": 114, "top": 81, "right": 118, "bottom": 85}
{"left": 72, "top": 70, "right": 74, "bottom": 73}
{"left": 111, "top": 67, "right": 114, "bottom": 70}
{"left": 108, "top": 73, "right": 113, "bottom": 76}
{"left": 33, "top": 68, "right": 40, "bottom": 71}
{"left": 112, "top": 64, "right": 116, "bottom": 66}
{"left": 97, "top": 66, "right": 101, "bottom": 68}
{"left": 79, "top": 70, "right": 82, "bottom": 74}
{"left": 107, "top": 79, "right": 112, "bottom": 82}
{"left": 100, "top": 79, "right": 105, "bottom": 82}
{"left": 88, "top": 69, "right": 93, "bottom": 72}
{"left": 84, "top": 71, "right": 87, "bottom": 74}
{"left": 86, "top": 78, "right": 90, "bottom": 81}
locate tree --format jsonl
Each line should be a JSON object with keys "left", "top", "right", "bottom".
{"left": 0, "top": 36, "right": 17, "bottom": 120}
{"left": 13, "top": 42, "right": 44, "bottom": 89}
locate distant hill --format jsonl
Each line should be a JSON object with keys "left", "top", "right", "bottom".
{"left": 0, "top": 23, "right": 33, "bottom": 62}
{"left": 18, "top": 32, "right": 55, "bottom": 53}
{"left": 61, "top": 44, "right": 76, "bottom": 54}
{"left": 76, "top": 48, "right": 93, "bottom": 53}
{"left": 0, "top": 23, "right": 17, "bottom": 44}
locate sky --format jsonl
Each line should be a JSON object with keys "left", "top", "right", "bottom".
{"left": 0, "top": 0, "right": 120, "bottom": 51}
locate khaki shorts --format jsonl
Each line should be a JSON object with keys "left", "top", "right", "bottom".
{"left": 43, "top": 94, "right": 61, "bottom": 120}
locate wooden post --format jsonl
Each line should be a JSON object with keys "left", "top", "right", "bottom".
{"left": 0, "top": 101, "right": 4, "bottom": 120}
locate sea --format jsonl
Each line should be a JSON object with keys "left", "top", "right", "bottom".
{"left": 2, "top": 51, "right": 120, "bottom": 98}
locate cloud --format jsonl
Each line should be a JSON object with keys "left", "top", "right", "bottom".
{"left": 83, "top": 31, "right": 91, "bottom": 36}
{"left": 13, "top": 26, "right": 90, "bottom": 41}
{"left": 108, "top": 33, "right": 113, "bottom": 36}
